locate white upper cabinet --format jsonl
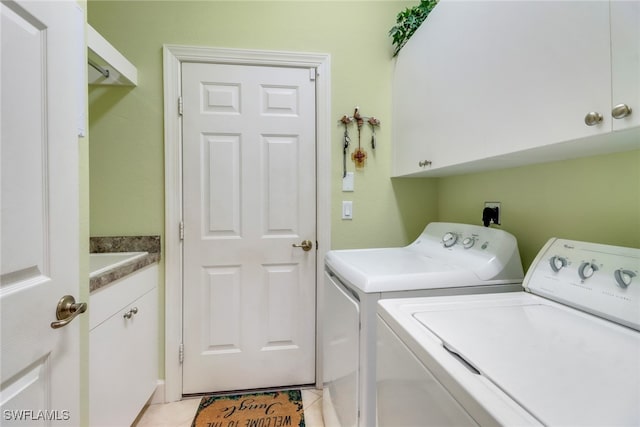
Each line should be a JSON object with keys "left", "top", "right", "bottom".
{"left": 392, "top": 0, "right": 640, "bottom": 177}
{"left": 611, "top": 0, "right": 640, "bottom": 131}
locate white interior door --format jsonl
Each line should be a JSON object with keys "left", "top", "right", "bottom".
{"left": 181, "top": 62, "right": 317, "bottom": 393}
{"left": 1, "top": 0, "right": 82, "bottom": 424}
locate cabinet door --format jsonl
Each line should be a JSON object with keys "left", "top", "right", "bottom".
{"left": 392, "top": 0, "right": 611, "bottom": 176}
{"left": 611, "top": 0, "right": 640, "bottom": 131}
{"left": 90, "top": 287, "right": 157, "bottom": 427}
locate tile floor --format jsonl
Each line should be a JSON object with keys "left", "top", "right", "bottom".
{"left": 133, "top": 388, "right": 324, "bottom": 427}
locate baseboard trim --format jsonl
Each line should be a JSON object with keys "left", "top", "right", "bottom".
{"left": 150, "top": 380, "right": 166, "bottom": 405}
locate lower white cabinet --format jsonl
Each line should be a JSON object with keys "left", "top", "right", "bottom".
{"left": 90, "top": 264, "right": 158, "bottom": 427}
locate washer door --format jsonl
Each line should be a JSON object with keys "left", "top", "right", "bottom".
{"left": 323, "top": 271, "right": 359, "bottom": 427}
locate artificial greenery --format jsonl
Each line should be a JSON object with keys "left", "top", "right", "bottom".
{"left": 389, "top": 0, "right": 439, "bottom": 57}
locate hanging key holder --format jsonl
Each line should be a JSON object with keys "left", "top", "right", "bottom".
{"left": 368, "top": 117, "right": 380, "bottom": 149}
{"left": 340, "top": 114, "right": 353, "bottom": 178}
{"left": 338, "top": 107, "right": 381, "bottom": 175}
{"left": 351, "top": 107, "right": 367, "bottom": 168}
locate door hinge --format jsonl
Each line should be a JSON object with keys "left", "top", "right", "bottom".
{"left": 178, "top": 96, "right": 184, "bottom": 116}
{"left": 309, "top": 68, "right": 316, "bottom": 81}
{"left": 179, "top": 343, "right": 184, "bottom": 364}
{"left": 179, "top": 221, "right": 184, "bottom": 241}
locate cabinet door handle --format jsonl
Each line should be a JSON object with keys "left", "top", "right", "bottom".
{"left": 612, "top": 104, "right": 632, "bottom": 119}
{"left": 584, "top": 112, "right": 603, "bottom": 126}
{"left": 124, "top": 307, "right": 139, "bottom": 319}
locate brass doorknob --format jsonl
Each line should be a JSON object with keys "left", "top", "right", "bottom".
{"left": 51, "top": 295, "right": 87, "bottom": 329}
{"left": 292, "top": 240, "right": 313, "bottom": 251}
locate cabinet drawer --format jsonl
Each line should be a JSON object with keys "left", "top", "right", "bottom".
{"left": 90, "top": 264, "right": 157, "bottom": 330}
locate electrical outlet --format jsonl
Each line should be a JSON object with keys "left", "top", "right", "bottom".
{"left": 484, "top": 201, "right": 501, "bottom": 225}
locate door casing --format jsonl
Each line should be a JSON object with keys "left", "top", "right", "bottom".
{"left": 162, "top": 45, "right": 331, "bottom": 402}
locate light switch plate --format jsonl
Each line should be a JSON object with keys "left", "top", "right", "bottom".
{"left": 342, "top": 201, "right": 353, "bottom": 220}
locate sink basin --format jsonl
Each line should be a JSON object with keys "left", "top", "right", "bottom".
{"left": 89, "top": 252, "right": 147, "bottom": 278}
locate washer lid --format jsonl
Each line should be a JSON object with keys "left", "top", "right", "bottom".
{"left": 325, "top": 247, "right": 481, "bottom": 293}
{"left": 414, "top": 302, "right": 640, "bottom": 426}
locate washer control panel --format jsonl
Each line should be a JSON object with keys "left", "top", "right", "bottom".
{"left": 526, "top": 238, "right": 640, "bottom": 331}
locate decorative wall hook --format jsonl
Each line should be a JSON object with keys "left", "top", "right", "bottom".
{"left": 340, "top": 115, "right": 353, "bottom": 178}
{"left": 340, "top": 114, "right": 353, "bottom": 125}
{"left": 352, "top": 107, "right": 367, "bottom": 169}
{"left": 368, "top": 117, "right": 380, "bottom": 149}
{"left": 338, "top": 107, "right": 381, "bottom": 176}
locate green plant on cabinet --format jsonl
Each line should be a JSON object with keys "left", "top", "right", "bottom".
{"left": 389, "top": 0, "right": 439, "bottom": 57}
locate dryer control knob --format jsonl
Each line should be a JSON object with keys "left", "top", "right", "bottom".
{"left": 462, "top": 237, "right": 475, "bottom": 249}
{"left": 443, "top": 232, "right": 458, "bottom": 248}
{"left": 614, "top": 269, "right": 636, "bottom": 289}
{"left": 550, "top": 256, "right": 567, "bottom": 272}
{"left": 578, "top": 262, "right": 598, "bottom": 280}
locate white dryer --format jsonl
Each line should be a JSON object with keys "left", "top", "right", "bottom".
{"left": 377, "top": 238, "right": 640, "bottom": 426}
{"left": 322, "top": 222, "right": 524, "bottom": 427}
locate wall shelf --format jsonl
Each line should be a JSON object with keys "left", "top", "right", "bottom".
{"left": 87, "top": 24, "right": 137, "bottom": 86}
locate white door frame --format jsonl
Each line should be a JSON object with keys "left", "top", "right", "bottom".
{"left": 162, "top": 45, "right": 331, "bottom": 402}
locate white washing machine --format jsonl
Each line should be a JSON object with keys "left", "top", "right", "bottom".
{"left": 322, "top": 222, "right": 524, "bottom": 427}
{"left": 377, "top": 238, "right": 640, "bottom": 426}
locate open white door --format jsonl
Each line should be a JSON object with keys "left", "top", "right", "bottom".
{"left": 1, "top": 1, "right": 83, "bottom": 424}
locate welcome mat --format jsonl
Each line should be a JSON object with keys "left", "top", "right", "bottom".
{"left": 191, "top": 390, "right": 305, "bottom": 427}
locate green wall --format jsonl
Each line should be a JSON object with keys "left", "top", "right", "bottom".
{"left": 436, "top": 149, "right": 640, "bottom": 269}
